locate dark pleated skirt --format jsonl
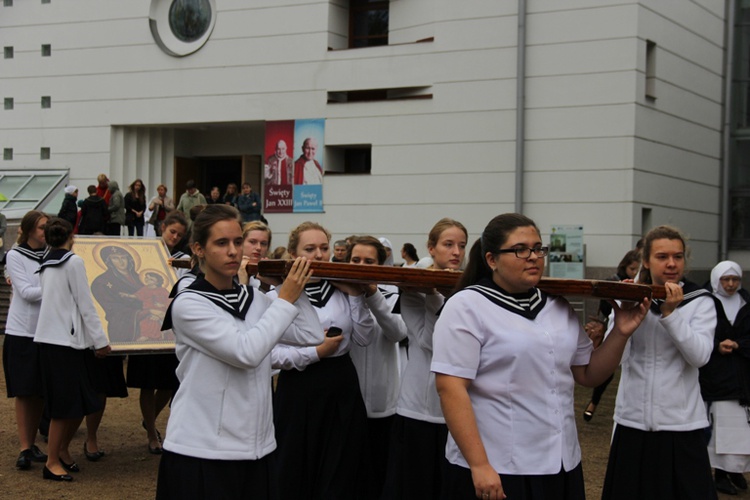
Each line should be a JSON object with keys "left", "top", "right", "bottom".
{"left": 272, "top": 353, "right": 368, "bottom": 500}
{"left": 85, "top": 350, "right": 128, "bottom": 398}
{"left": 156, "top": 449, "right": 272, "bottom": 500}
{"left": 364, "top": 415, "right": 395, "bottom": 500}
{"left": 602, "top": 424, "right": 718, "bottom": 500}
{"left": 3, "top": 334, "right": 43, "bottom": 398}
{"left": 37, "top": 343, "right": 103, "bottom": 419}
{"left": 441, "top": 461, "right": 585, "bottom": 500}
{"left": 379, "top": 414, "right": 449, "bottom": 500}
{"left": 126, "top": 353, "right": 179, "bottom": 390}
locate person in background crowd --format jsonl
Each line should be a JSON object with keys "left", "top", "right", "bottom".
{"left": 401, "top": 243, "right": 419, "bottom": 267}
{"left": 432, "top": 213, "right": 648, "bottom": 500}
{"left": 700, "top": 261, "right": 750, "bottom": 496}
{"left": 205, "top": 186, "right": 222, "bottom": 205}
{"left": 0, "top": 210, "right": 7, "bottom": 262}
{"left": 148, "top": 184, "right": 175, "bottom": 237}
{"left": 239, "top": 221, "right": 272, "bottom": 289}
{"left": 4, "top": 211, "right": 49, "bottom": 471}
{"left": 379, "top": 237, "right": 395, "bottom": 266}
{"left": 602, "top": 225, "right": 718, "bottom": 500}
{"left": 236, "top": 183, "right": 262, "bottom": 223}
{"left": 124, "top": 179, "right": 147, "bottom": 237}
{"left": 34, "top": 217, "right": 111, "bottom": 482}
{"left": 223, "top": 183, "right": 238, "bottom": 207}
{"left": 582, "top": 249, "right": 641, "bottom": 422}
{"left": 95, "top": 174, "right": 111, "bottom": 206}
{"left": 331, "top": 240, "right": 348, "bottom": 262}
{"left": 105, "top": 181, "right": 125, "bottom": 236}
{"left": 175, "top": 180, "right": 206, "bottom": 231}
{"left": 270, "top": 246, "right": 290, "bottom": 260}
{"left": 78, "top": 185, "right": 108, "bottom": 235}
{"left": 58, "top": 186, "right": 78, "bottom": 228}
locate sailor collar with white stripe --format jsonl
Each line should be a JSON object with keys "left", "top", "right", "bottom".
{"left": 36, "top": 248, "right": 74, "bottom": 273}
{"left": 649, "top": 280, "right": 711, "bottom": 314}
{"left": 305, "top": 280, "right": 336, "bottom": 308}
{"left": 161, "top": 276, "right": 254, "bottom": 331}
{"left": 464, "top": 276, "right": 548, "bottom": 320}
{"left": 11, "top": 243, "right": 50, "bottom": 264}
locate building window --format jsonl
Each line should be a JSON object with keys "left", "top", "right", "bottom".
{"left": 41, "top": 44, "right": 51, "bottom": 56}
{"left": 645, "top": 40, "right": 656, "bottom": 99}
{"left": 3, "top": 149, "right": 12, "bottom": 161}
{"left": 41, "top": 96, "right": 51, "bottom": 108}
{"left": 4, "top": 98, "right": 12, "bottom": 110}
{"left": 729, "top": 3, "right": 750, "bottom": 247}
{"left": 149, "top": 0, "right": 217, "bottom": 57}
{"left": 0, "top": 169, "right": 70, "bottom": 219}
{"left": 4, "top": 46, "right": 13, "bottom": 59}
{"left": 328, "top": 86, "right": 432, "bottom": 103}
{"left": 349, "top": 0, "right": 388, "bottom": 48}
{"left": 40, "top": 148, "right": 50, "bottom": 160}
{"left": 42, "top": 0, "right": 51, "bottom": 3}
{"left": 326, "top": 145, "right": 372, "bottom": 174}
{"left": 3, "top": 0, "right": 13, "bottom": 7}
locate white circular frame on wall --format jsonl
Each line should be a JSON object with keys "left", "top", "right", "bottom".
{"left": 149, "top": 0, "right": 217, "bottom": 57}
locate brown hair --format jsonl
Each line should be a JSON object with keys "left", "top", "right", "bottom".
{"left": 637, "top": 225, "right": 688, "bottom": 284}
{"left": 42, "top": 217, "right": 72, "bottom": 248}
{"left": 427, "top": 218, "right": 468, "bottom": 250}
{"left": 347, "top": 236, "right": 387, "bottom": 265}
{"left": 287, "top": 222, "right": 331, "bottom": 256}
{"left": 17, "top": 210, "right": 49, "bottom": 246}
{"left": 161, "top": 211, "right": 188, "bottom": 233}
{"left": 190, "top": 204, "right": 241, "bottom": 248}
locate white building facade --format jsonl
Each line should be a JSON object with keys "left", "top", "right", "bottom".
{"left": 0, "top": 0, "right": 738, "bottom": 276}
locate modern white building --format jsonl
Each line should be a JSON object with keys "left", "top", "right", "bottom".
{"left": 0, "top": 0, "right": 742, "bottom": 277}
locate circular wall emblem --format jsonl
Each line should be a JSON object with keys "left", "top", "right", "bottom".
{"left": 150, "top": 0, "right": 216, "bottom": 57}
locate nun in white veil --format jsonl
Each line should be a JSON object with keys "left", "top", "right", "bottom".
{"left": 701, "top": 261, "right": 750, "bottom": 495}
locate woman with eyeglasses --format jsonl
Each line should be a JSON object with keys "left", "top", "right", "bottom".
{"left": 431, "top": 213, "right": 648, "bottom": 500}
{"left": 699, "top": 261, "right": 750, "bottom": 496}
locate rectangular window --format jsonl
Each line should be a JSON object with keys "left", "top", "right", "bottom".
{"left": 41, "top": 96, "right": 51, "bottom": 108}
{"left": 3, "top": 149, "right": 12, "bottom": 161}
{"left": 4, "top": 47, "right": 13, "bottom": 59}
{"left": 326, "top": 145, "right": 372, "bottom": 174}
{"left": 328, "top": 86, "right": 432, "bottom": 104}
{"left": 3, "top": 0, "right": 13, "bottom": 6}
{"left": 4, "top": 98, "right": 13, "bottom": 110}
{"left": 645, "top": 40, "right": 656, "bottom": 99}
{"left": 42, "top": 0, "right": 51, "bottom": 3}
{"left": 40, "top": 148, "right": 50, "bottom": 160}
{"left": 349, "top": 0, "right": 388, "bottom": 48}
{"left": 41, "top": 44, "right": 51, "bottom": 57}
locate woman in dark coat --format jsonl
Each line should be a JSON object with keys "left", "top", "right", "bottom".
{"left": 57, "top": 186, "right": 78, "bottom": 227}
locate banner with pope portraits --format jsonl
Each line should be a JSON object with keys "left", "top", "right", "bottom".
{"left": 263, "top": 118, "right": 325, "bottom": 213}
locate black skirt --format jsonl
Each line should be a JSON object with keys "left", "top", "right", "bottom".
{"left": 37, "top": 343, "right": 103, "bottom": 419}
{"left": 441, "top": 461, "right": 585, "bottom": 500}
{"left": 126, "top": 353, "right": 179, "bottom": 390}
{"left": 380, "top": 414, "right": 448, "bottom": 500}
{"left": 85, "top": 351, "right": 128, "bottom": 398}
{"left": 3, "top": 334, "right": 43, "bottom": 398}
{"left": 156, "top": 449, "right": 272, "bottom": 500}
{"left": 273, "top": 353, "right": 369, "bottom": 500}
{"left": 602, "top": 424, "right": 718, "bottom": 500}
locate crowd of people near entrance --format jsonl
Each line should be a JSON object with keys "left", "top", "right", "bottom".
{"left": 1, "top": 175, "right": 749, "bottom": 499}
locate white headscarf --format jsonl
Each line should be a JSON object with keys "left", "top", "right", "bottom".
{"left": 379, "top": 237, "right": 395, "bottom": 266}
{"left": 710, "top": 260, "right": 744, "bottom": 324}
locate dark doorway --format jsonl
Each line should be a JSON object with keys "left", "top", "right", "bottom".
{"left": 199, "top": 157, "right": 242, "bottom": 198}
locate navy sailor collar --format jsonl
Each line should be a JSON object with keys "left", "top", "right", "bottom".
{"left": 36, "top": 248, "right": 74, "bottom": 273}
{"left": 464, "top": 277, "right": 548, "bottom": 320}
{"left": 12, "top": 243, "right": 49, "bottom": 264}
{"left": 649, "top": 279, "right": 711, "bottom": 314}
{"left": 305, "top": 279, "right": 336, "bottom": 308}
{"left": 161, "top": 276, "right": 254, "bottom": 331}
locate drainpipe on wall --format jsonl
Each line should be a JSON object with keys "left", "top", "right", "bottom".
{"left": 515, "top": 0, "right": 526, "bottom": 213}
{"left": 721, "top": 0, "right": 736, "bottom": 261}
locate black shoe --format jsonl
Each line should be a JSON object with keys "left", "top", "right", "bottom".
{"left": 42, "top": 466, "right": 73, "bottom": 482}
{"left": 60, "top": 459, "right": 80, "bottom": 473}
{"left": 29, "top": 445, "right": 47, "bottom": 462}
{"left": 716, "top": 476, "right": 738, "bottom": 495}
{"left": 729, "top": 472, "right": 748, "bottom": 490}
{"left": 83, "top": 443, "right": 105, "bottom": 462}
{"left": 148, "top": 444, "right": 163, "bottom": 455}
{"left": 583, "top": 401, "right": 596, "bottom": 422}
{"left": 15, "top": 450, "right": 32, "bottom": 470}
{"left": 142, "top": 420, "right": 162, "bottom": 443}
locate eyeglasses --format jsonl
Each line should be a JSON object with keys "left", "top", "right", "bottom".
{"left": 496, "top": 246, "right": 549, "bottom": 259}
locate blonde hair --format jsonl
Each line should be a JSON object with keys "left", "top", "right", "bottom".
{"left": 243, "top": 221, "right": 272, "bottom": 248}
{"left": 427, "top": 218, "right": 468, "bottom": 250}
{"left": 288, "top": 222, "right": 331, "bottom": 256}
